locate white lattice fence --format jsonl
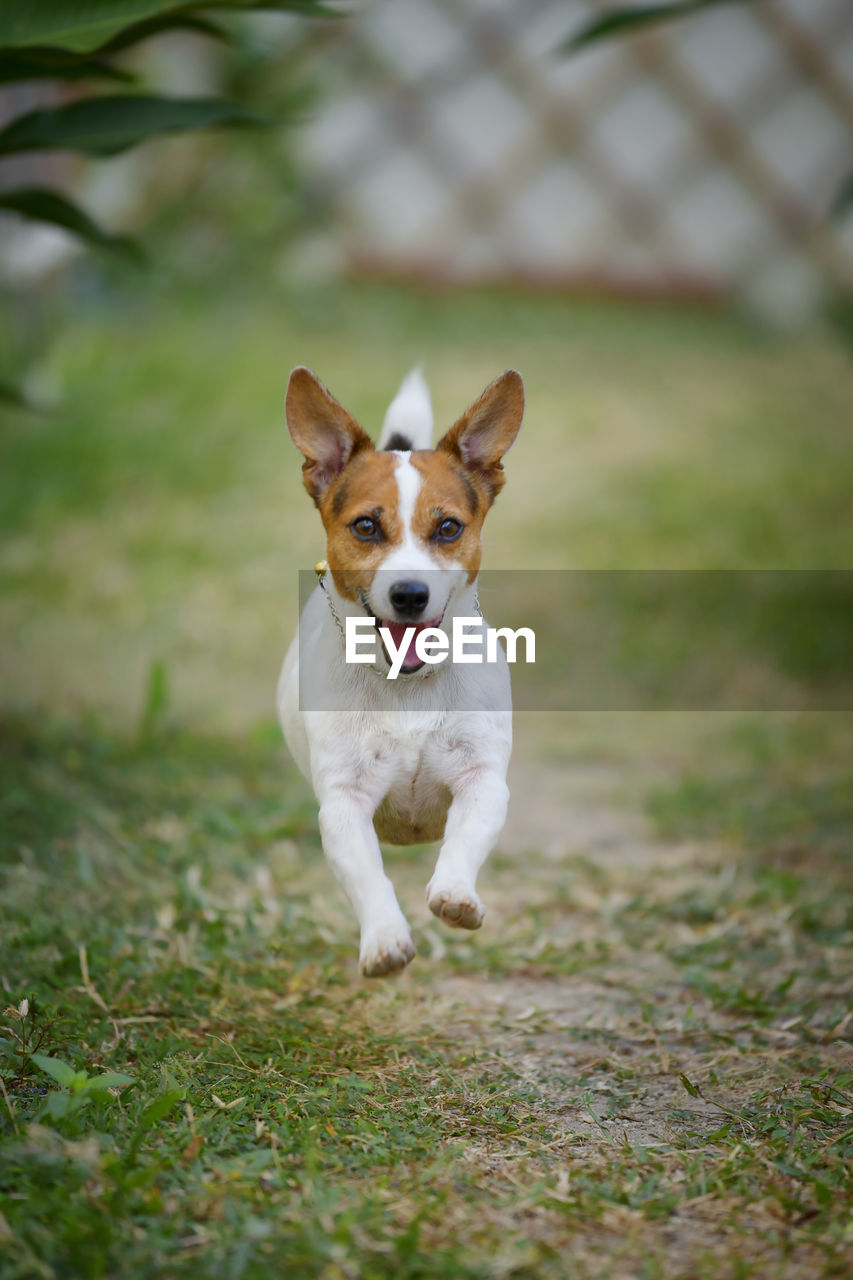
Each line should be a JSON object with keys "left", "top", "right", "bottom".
{"left": 292, "top": 0, "right": 853, "bottom": 316}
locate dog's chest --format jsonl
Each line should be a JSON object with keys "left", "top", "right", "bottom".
{"left": 372, "top": 734, "right": 453, "bottom": 845}
{"left": 359, "top": 717, "right": 457, "bottom": 845}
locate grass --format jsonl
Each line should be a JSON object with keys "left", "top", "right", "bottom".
{"left": 2, "top": 275, "right": 853, "bottom": 727}
{"left": 1, "top": 274, "right": 852, "bottom": 1276}
{"left": 1, "top": 716, "right": 851, "bottom": 1278}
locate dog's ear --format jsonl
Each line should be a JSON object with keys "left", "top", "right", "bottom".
{"left": 286, "top": 367, "right": 374, "bottom": 504}
{"left": 436, "top": 370, "right": 524, "bottom": 501}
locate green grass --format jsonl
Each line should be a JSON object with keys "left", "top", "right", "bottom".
{"left": 1, "top": 276, "right": 852, "bottom": 1276}
{"left": 2, "top": 715, "right": 851, "bottom": 1278}
{"left": 2, "top": 277, "right": 853, "bottom": 727}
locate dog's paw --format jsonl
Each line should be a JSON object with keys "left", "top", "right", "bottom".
{"left": 359, "top": 922, "right": 416, "bottom": 978}
{"left": 426, "top": 879, "right": 485, "bottom": 930}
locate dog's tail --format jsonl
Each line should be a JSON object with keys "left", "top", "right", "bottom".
{"left": 378, "top": 367, "right": 433, "bottom": 451}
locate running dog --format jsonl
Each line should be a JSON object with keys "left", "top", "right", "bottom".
{"left": 277, "top": 366, "right": 524, "bottom": 976}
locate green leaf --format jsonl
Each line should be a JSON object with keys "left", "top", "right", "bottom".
{"left": 138, "top": 657, "right": 170, "bottom": 742}
{"left": 41, "top": 1092, "right": 74, "bottom": 1119}
{"left": 0, "top": 378, "right": 34, "bottom": 410}
{"left": 0, "top": 188, "right": 143, "bottom": 258}
{"left": 96, "top": 14, "right": 230, "bottom": 55}
{"left": 829, "top": 170, "right": 853, "bottom": 221}
{"left": 0, "top": 94, "right": 267, "bottom": 158}
{"left": 240, "top": 0, "right": 337, "bottom": 13}
{"left": 137, "top": 1089, "right": 184, "bottom": 1130}
{"left": 0, "top": 2, "right": 196, "bottom": 51}
{"left": 678, "top": 1072, "right": 701, "bottom": 1098}
{"left": 562, "top": 0, "right": 750, "bottom": 53}
{"left": 31, "top": 1053, "right": 77, "bottom": 1087}
{"left": 84, "top": 1071, "right": 135, "bottom": 1091}
{"left": 813, "top": 1177, "right": 832, "bottom": 1206}
{"left": 0, "top": 47, "right": 132, "bottom": 83}
{"left": 125, "top": 1089, "right": 183, "bottom": 1163}
{"left": 0, "top": 1, "right": 335, "bottom": 53}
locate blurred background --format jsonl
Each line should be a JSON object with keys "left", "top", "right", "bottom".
{"left": 289, "top": 0, "right": 853, "bottom": 319}
{"left": 3, "top": 12, "right": 852, "bottom": 1273}
{"left": 1, "top": 0, "right": 852, "bottom": 741}
{"left": 4, "top": 0, "right": 853, "bottom": 314}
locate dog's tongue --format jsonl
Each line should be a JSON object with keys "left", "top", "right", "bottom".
{"left": 382, "top": 620, "right": 431, "bottom": 669}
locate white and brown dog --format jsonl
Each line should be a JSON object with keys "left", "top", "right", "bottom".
{"left": 277, "top": 366, "right": 524, "bottom": 976}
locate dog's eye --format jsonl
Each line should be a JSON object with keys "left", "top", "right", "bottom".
{"left": 435, "top": 517, "right": 463, "bottom": 542}
{"left": 351, "top": 516, "right": 380, "bottom": 539}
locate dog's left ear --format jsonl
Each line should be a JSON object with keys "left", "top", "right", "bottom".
{"left": 286, "top": 366, "right": 374, "bottom": 505}
{"left": 437, "top": 370, "right": 524, "bottom": 501}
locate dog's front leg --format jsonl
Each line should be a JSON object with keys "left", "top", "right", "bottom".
{"left": 426, "top": 769, "right": 509, "bottom": 930}
{"left": 318, "top": 785, "right": 415, "bottom": 977}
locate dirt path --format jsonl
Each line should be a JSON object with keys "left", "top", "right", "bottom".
{"left": 335, "top": 732, "right": 850, "bottom": 1277}
{"left": 425, "top": 746, "right": 734, "bottom": 1155}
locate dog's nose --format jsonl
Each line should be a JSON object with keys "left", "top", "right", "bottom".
{"left": 389, "top": 580, "right": 429, "bottom": 618}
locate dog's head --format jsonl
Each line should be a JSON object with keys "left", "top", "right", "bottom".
{"left": 285, "top": 367, "right": 524, "bottom": 672}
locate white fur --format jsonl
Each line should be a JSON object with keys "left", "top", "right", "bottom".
{"left": 378, "top": 367, "right": 433, "bottom": 450}
{"left": 367, "top": 454, "right": 464, "bottom": 622}
{"left": 276, "top": 598, "right": 511, "bottom": 975}
{"left": 278, "top": 373, "right": 512, "bottom": 978}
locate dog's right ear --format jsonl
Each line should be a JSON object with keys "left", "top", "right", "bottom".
{"left": 285, "top": 367, "right": 374, "bottom": 504}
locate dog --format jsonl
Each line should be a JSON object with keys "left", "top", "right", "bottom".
{"left": 277, "top": 366, "right": 524, "bottom": 976}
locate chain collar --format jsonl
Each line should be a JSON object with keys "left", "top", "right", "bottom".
{"left": 313, "top": 559, "right": 482, "bottom": 681}
{"left": 314, "top": 559, "right": 388, "bottom": 680}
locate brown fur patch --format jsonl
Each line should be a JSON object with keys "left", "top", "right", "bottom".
{"left": 411, "top": 452, "right": 490, "bottom": 582}
{"left": 319, "top": 452, "right": 402, "bottom": 601}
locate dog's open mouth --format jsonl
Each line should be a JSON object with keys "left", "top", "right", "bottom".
{"left": 376, "top": 617, "right": 444, "bottom": 675}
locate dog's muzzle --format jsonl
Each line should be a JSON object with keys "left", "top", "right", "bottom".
{"left": 388, "top": 579, "right": 430, "bottom": 619}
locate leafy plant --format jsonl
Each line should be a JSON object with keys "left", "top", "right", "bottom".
{"left": 31, "top": 1053, "right": 134, "bottom": 1128}
{"left": 0, "top": 1, "right": 330, "bottom": 258}
{"left": 0, "top": 2, "right": 334, "bottom": 405}
{"left": 0, "top": 997, "right": 63, "bottom": 1087}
